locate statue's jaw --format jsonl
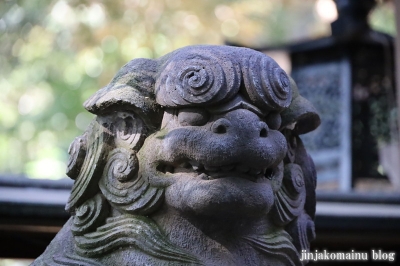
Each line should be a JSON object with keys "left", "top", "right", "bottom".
{"left": 156, "top": 160, "right": 279, "bottom": 183}
{"left": 142, "top": 160, "right": 283, "bottom": 220}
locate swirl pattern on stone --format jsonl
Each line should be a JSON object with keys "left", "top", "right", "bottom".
{"left": 242, "top": 54, "right": 292, "bottom": 111}
{"left": 155, "top": 49, "right": 241, "bottom": 107}
{"left": 243, "top": 230, "right": 301, "bottom": 266}
{"left": 99, "top": 148, "right": 164, "bottom": 215}
{"left": 272, "top": 163, "right": 306, "bottom": 226}
{"left": 115, "top": 113, "right": 145, "bottom": 151}
{"left": 103, "top": 148, "right": 137, "bottom": 183}
{"left": 66, "top": 135, "right": 87, "bottom": 180}
{"left": 75, "top": 215, "right": 200, "bottom": 264}
{"left": 71, "top": 194, "right": 109, "bottom": 236}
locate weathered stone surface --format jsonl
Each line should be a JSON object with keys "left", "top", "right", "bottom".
{"left": 33, "top": 45, "right": 320, "bottom": 266}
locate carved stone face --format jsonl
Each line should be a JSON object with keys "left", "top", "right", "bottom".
{"left": 138, "top": 95, "right": 287, "bottom": 218}
{"left": 34, "top": 45, "right": 321, "bottom": 266}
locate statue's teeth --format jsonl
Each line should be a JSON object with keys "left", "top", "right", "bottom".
{"left": 199, "top": 173, "right": 208, "bottom": 180}
{"left": 165, "top": 165, "right": 174, "bottom": 173}
{"left": 190, "top": 161, "right": 203, "bottom": 171}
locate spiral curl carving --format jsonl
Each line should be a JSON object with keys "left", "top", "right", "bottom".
{"left": 104, "top": 148, "right": 137, "bottom": 183}
{"left": 71, "top": 194, "right": 109, "bottom": 236}
{"left": 242, "top": 54, "right": 292, "bottom": 111}
{"left": 156, "top": 51, "right": 241, "bottom": 107}
{"left": 272, "top": 163, "right": 306, "bottom": 226}
{"left": 99, "top": 148, "right": 163, "bottom": 215}
{"left": 66, "top": 135, "right": 87, "bottom": 180}
{"left": 115, "top": 113, "right": 144, "bottom": 151}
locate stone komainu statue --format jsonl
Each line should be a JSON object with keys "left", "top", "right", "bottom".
{"left": 33, "top": 45, "right": 320, "bottom": 266}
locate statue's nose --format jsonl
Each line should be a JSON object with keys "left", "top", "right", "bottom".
{"left": 211, "top": 117, "right": 269, "bottom": 138}
{"left": 207, "top": 112, "right": 283, "bottom": 168}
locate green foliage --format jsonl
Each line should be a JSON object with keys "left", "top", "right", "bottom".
{"left": 370, "top": 1, "right": 396, "bottom": 36}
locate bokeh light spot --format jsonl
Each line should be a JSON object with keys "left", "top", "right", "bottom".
{"left": 64, "top": 65, "right": 82, "bottom": 88}
{"left": 75, "top": 112, "right": 94, "bottom": 131}
{"left": 214, "top": 5, "right": 234, "bottom": 22}
{"left": 183, "top": 15, "right": 200, "bottom": 31}
{"left": 51, "top": 112, "right": 69, "bottom": 131}
{"left": 83, "top": 3, "right": 106, "bottom": 28}
{"left": 221, "top": 19, "right": 240, "bottom": 37}
{"left": 18, "top": 121, "right": 36, "bottom": 141}
{"left": 134, "top": 46, "right": 153, "bottom": 59}
{"left": 50, "top": 1, "right": 77, "bottom": 28}
{"left": 18, "top": 94, "right": 35, "bottom": 115}
{"left": 4, "top": 4, "right": 25, "bottom": 26}
{"left": 26, "top": 158, "right": 67, "bottom": 179}
{"left": 121, "top": 37, "right": 138, "bottom": 61}
{"left": 101, "top": 35, "right": 119, "bottom": 53}
{"left": 315, "top": 0, "right": 338, "bottom": 23}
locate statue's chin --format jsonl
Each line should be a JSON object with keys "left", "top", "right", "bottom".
{"left": 163, "top": 174, "right": 275, "bottom": 219}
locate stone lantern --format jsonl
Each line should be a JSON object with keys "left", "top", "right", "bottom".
{"left": 287, "top": 0, "right": 397, "bottom": 191}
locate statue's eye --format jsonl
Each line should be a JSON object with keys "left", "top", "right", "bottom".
{"left": 178, "top": 108, "right": 210, "bottom": 126}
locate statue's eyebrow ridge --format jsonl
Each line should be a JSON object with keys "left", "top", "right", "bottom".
{"left": 208, "top": 96, "right": 266, "bottom": 117}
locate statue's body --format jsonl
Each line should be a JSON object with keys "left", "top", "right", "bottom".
{"left": 33, "top": 45, "right": 320, "bottom": 266}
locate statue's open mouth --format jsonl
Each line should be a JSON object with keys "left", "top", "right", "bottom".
{"left": 157, "top": 161, "right": 277, "bottom": 183}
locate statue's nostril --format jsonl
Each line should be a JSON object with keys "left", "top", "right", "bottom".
{"left": 260, "top": 128, "right": 268, "bottom": 137}
{"left": 214, "top": 124, "right": 227, "bottom": 134}
{"left": 212, "top": 118, "right": 231, "bottom": 134}
{"left": 259, "top": 122, "right": 269, "bottom": 138}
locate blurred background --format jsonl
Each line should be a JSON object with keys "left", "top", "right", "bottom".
{"left": 0, "top": 0, "right": 395, "bottom": 180}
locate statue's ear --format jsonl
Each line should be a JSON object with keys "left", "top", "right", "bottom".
{"left": 84, "top": 58, "right": 163, "bottom": 132}
{"left": 280, "top": 78, "right": 320, "bottom": 134}
{"left": 65, "top": 111, "right": 161, "bottom": 215}
{"left": 98, "top": 112, "right": 164, "bottom": 216}
{"left": 65, "top": 118, "right": 113, "bottom": 212}
{"left": 66, "top": 58, "right": 164, "bottom": 213}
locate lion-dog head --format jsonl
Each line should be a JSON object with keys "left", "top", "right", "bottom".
{"left": 34, "top": 45, "right": 320, "bottom": 266}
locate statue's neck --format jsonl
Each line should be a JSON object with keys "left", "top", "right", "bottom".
{"left": 151, "top": 206, "right": 274, "bottom": 266}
